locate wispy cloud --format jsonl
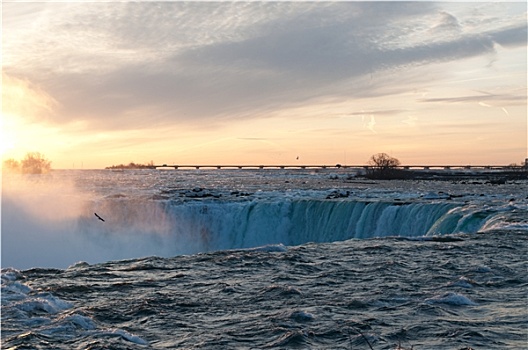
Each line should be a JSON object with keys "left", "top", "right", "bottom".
{"left": 3, "top": 2, "right": 526, "bottom": 131}
{"left": 346, "top": 110, "right": 407, "bottom": 117}
{"left": 402, "top": 116, "right": 419, "bottom": 127}
{"left": 2, "top": 2, "right": 526, "bottom": 167}
{"left": 361, "top": 115, "right": 377, "bottom": 134}
{"left": 420, "top": 93, "right": 526, "bottom": 105}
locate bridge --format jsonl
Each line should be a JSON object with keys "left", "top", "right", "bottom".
{"left": 149, "top": 164, "right": 525, "bottom": 171}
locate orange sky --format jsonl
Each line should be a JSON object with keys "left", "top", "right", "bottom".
{"left": 2, "top": 1, "right": 527, "bottom": 169}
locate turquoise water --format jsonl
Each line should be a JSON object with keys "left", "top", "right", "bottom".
{"left": 2, "top": 170, "right": 527, "bottom": 349}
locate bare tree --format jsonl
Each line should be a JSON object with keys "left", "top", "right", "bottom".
{"left": 368, "top": 153, "right": 401, "bottom": 169}
{"left": 366, "top": 153, "right": 402, "bottom": 179}
{"left": 3, "top": 158, "right": 20, "bottom": 172}
{"left": 21, "top": 152, "right": 52, "bottom": 174}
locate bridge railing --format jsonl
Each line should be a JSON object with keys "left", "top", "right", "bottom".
{"left": 149, "top": 164, "right": 526, "bottom": 171}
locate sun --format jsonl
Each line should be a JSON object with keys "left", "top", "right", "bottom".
{"left": 1, "top": 73, "right": 60, "bottom": 161}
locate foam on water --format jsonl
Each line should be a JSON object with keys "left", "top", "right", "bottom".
{"left": 1, "top": 269, "right": 148, "bottom": 346}
{"left": 448, "top": 276, "right": 477, "bottom": 289}
{"left": 425, "top": 292, "right": 478, "bottom": 306}
{"left": 1, "top": 228, "right": 526, "bottom": 349}
{"left": 2, "top": 170, "right": 526, "bottom": 269}
{"left": 16, "top": 294, "right": 72, "bottom": 314}
{"left": 289, "top": 310, "right": 315, "bottom": 322}
{"left": 245, "top": 243, "right": 289, "bottom": 253}
{"left": 60, "top": 314, "right": 97, "bottom": 330}
{"left": 98, "top": 329, "right": 149, "bottom": 345}
{"left": 76, "top": 197, "right": 514, "bottom": 252}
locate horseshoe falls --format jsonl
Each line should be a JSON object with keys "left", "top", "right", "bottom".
{"left": 2, "top": 169, "right": 527, "bottom": 349}
{"left": 65, "top": 199, "right": 502, "bottom": 256}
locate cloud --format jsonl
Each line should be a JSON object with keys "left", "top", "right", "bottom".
{"left": 361, "top": 115, "right": 377, "bottom": 134}
{"left": 402, "top": 116, "right": 419, "bottom": 127}
{"left": 488, "top": 24, "right": 528, "bottom": 48}
{"left": 1, "top": 73, "right": 59, "bottom": 123}
{"left": 2, "top": 2, "right": 526, "bottom": 132}
{"left": 431, "top": 11, "right": 462, "bottom": 33}
{"left": 346, "top": 109, "right": 407, "bottom": 117}
{"left": 419, "top": 93, "right": 526, "bottom": 105}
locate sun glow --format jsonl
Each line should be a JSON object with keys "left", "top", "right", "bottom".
{"left": 1, "top": 3, "right": 526, "bottom": 168}
{"left": 0, "top": 116, "right": 17, "bottom": 157}
{"left": 1, "top": 73, "right": 61, "bottom": 162}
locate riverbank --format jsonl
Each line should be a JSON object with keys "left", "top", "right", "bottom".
{"left": 361, "top": 169, "right": 527, "bottom": 182}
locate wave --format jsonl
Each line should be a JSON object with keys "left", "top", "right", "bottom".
{"left": 1, "top": 268, "right": 148, "bottom": 346}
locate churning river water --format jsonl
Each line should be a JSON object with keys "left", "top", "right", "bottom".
{"left": 1, "top": 169, "right": 527, "bottom": 349}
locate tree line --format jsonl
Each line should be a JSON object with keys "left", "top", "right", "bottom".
{"left": 3, "top": 152, "right": 52, "bottom": 174}
{"left": 105, "top": 161, "right": 155, "bottom": 170}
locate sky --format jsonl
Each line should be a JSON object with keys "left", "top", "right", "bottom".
{"left": 1, "top": 1, "right": 527, "bottom": 169}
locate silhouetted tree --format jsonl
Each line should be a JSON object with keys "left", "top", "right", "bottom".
{"left": 105, "top": 161, "right": 156, "bottom": 169}
{"left": 368, "top": 153, "right": 400, "bottom": 169}
{"left": 366, "top": 153, "right": 404, "bottom": 179}
{"left": 3, "top": 158, "right": 20, "bottom": 172}
{"left": 21, "top": 152, "right": 51, "bottom": 174}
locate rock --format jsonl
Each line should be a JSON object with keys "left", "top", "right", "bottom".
{"left": 423, "top": 191, "right": 451, "bottom": 200}
{"left": 326, "top": 189, "right": 350, "bottom": 199}
{"left": 487, "top": 178, "right": 506, "bottom": 185}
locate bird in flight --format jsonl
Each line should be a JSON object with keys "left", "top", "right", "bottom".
{"left": 94, "top": 213, "right": 105, "bottom": 222}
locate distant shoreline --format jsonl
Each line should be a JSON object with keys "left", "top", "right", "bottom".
{"left": 101, "top": 164, "right": 527, "bottom": 182}
{"left": 377, "top": 169, "right": 527, "bottom": 182}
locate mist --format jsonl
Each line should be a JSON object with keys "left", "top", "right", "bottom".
{"left": 1, "top": 173, "right": 184, "bottom": 270}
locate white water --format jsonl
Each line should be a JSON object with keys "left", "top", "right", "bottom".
{"left": 2, "top": 170, "right": 526, "bottom": 269}
{"left": 81, "top": 199, "right": 460, "bottom": 248}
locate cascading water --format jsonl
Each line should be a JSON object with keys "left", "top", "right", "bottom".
{"left": 3, "top": 169, "right": 525, "bottom": 269}
{"left": 78, "top": 198, "right": 507, "bottom": 255}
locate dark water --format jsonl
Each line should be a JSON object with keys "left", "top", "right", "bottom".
{"left": 2, "top": 170, "right": 527, "bottom": 349}
{"left": 2, "top": 230, "right": 526, "bottom": 349}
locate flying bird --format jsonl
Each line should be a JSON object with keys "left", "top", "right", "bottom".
{"left": 94, "top": 213, "right": 105, "bottom": 222}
